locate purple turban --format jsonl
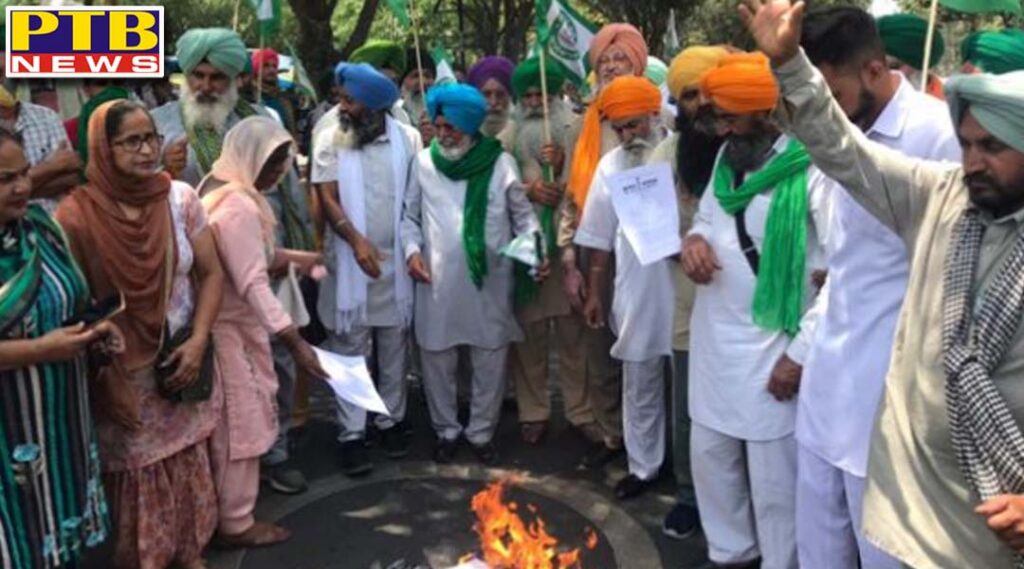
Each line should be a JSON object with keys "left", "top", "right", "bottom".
{"left": 467, "top": 56, "right": 515, "bottom": 94}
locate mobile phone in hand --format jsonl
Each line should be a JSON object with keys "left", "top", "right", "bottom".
{"left": 62, "top": 293, "right": 126, "bottom": 328}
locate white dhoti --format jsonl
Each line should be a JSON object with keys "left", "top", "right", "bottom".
{"left": 420, "top": 344, "right": 509, "bottom": 445}
{"left": 327, "top": 326, "right": 409, "bottom": 441}
{"left": 692, "top": 422, "right": 798, "bottom": 569}
{"left": 796, "top": 443, "right": 900, "bottom": 569}
{"left": 623, "top": 358, "right": 668, "bottom": 480}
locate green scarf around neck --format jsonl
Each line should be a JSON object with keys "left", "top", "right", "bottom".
{"left": 713, "top": 138, "right": 812, "bottom": 336}
{"left": 430, "top": 137, "right": 504, "bottom": 288}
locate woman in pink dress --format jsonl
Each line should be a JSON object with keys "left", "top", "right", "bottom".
{"left": 199, "top": 116, "right": 326, "bottom": 548}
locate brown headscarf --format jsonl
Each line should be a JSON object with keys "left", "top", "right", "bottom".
{"left": 56, "top": 100, "right": 174, "bottom": 372}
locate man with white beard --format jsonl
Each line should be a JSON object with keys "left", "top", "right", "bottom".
{"left": 401, "top": 84, "right": 543, "bottom": 465}
{"left": 311, "top": 63, "right": 422, "bottom": 476}
{"left": 151, "top": 27, "right": 314, "bottom": 495}
{"left": 467, "top": 56, "right": 516, "bottom": 147}
{"left": 575, "top": 75, "right": 674, "bottom": 501}
{"left": 504, "top": 57, "right": 601, "bottom": 446}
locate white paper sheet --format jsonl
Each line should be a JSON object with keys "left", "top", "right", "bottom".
{"left": 312, "top": 347, "right": 390, "bottom": 415}
{"left": 606, "top": 162, "right": 681, "bottom": 265}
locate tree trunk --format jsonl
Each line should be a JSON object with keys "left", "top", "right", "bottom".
{"left": 286, "top": 0, "right": 346, "bottom": 97}
{"left": 339, "top": 0, "right": 383, "bottom": 59}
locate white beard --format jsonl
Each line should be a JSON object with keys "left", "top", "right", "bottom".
{"left": 181, "top": 81, "right": 239, "bottom": 132}
{"left": 515, "top": 99, "right": 573, "bottom": 161}
{"left": 623, "top": 129, "right": 663, "bottom": 169}
{"left": 438, "top": 137, "right": 474, "bottom": 161}
{"left": 333, "top": 124, "right": 359, "bottom": 150}
{"left": 480, "top": 108, "right": 510, "bottom": 138}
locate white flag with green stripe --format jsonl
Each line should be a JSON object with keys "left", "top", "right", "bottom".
{"left": 535, "top": 0, "right": 598, "bottom": 87}
{"left": 249, "top": 0, "right": 282, "bottom": 35}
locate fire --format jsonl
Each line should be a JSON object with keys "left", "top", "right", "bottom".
{"left": 466, "top": 481, "right": 598, "bottom": 569}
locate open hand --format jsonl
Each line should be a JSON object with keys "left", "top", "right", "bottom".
{"left": 353, "top": 236, "right": 383, "bottom": 279}
{"left": 407, "top": 253, "right": 432, "bottom": 284}
{"left": 738, "top": 0, "right": 806, "bottom": 66}
{"left": 562, "top": 262, "right": 586, "bottom": 312}
{"left": 582, "top": 293, "right": 604, "bottom": 329}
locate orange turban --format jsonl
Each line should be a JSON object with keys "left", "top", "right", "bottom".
{"left": 589, "top": 24, "right": 648, "bottom": 75}
{"left": 599, "top": 75, "right": 662, "bottom": 120}
{"left": 699, "top": 52, "right": 779, "bottom": 114}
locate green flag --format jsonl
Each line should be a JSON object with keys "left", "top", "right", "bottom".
{"left": 249, "top": 0, "right": 282, "bottom": 36}
{"left": 940, "top": 0, "right": 1022, "bottom": 15}
{"left": 385, "top": 0, "right": 412, "bottom": 28}
{"left": 430, "top": 43, "right": 457, "bottom": 85}
{"left": 284, "top": 40, "right": 318, "bottom": 104}
{"left": 535, "top": 0, "right": 598, "bottom": 87}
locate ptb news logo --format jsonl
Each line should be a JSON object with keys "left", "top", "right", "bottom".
{"left": 5, "top": 6, "right": 164, "bottom": 78}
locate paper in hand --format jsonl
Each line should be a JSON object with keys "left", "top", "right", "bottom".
{"left": 312, "top": 347, "right": 389, "bottom": 415}
{"left": 499, "top": 231, "right": 543, "bottom": 268}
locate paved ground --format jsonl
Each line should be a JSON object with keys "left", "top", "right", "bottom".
{"left": 207, "top": 376, "right": 712, "bottom": 569}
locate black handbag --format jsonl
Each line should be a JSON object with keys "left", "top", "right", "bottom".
{"left": 155, "top": 323, "right": 214, "bottom": 402}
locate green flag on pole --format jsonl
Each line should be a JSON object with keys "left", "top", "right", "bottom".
{"left": 385, "top": 0, "right": 412, "bottom": 28}
{"left": 249, "top": 0, "right": 282, "bottom": 36}
{"left": 430, "top": 42, "right": 457, "bottom": 85}
{"left": 284, "top": 40, "right": 318, "bottom": 104}
{"left": 535, "top": 0, "right": 598, "bottom": 87}
{"left": 940, "top": 0, "right": 1022, "bottom": 15}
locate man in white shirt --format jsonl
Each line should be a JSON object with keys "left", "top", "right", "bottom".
{"left": 781, "top": 8, "right": 961, "bottom": 568}
{"left": 312, "top": 63, "right": 422, "bottom": 477}
{"left": 401, "top": 84, "right": 541, "bottom": 465}
{"left": 576, "top": 76, "right": 674, "bottom": 501}
{"left": 682, "top": 52, "right": 829, "bottom": 569}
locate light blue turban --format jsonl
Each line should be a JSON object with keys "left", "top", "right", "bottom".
{"left": 176, "top": 28, "right": 249, "bottom": 77}
{"left": 426, "top": 84, "right": 488, "bottom": 135}
{"left": 335, "top": 62, "right": 400, "bottom": 111}
{"left": 946, "top": 71, "right": 1024, "bottom": 154}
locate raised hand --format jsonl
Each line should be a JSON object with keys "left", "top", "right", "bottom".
{"left": 738, "top": 0, "right": 806, "bottom": 66}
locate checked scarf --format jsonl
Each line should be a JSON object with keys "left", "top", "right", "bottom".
{"left": 942, "top": 208, "right": 1024, "bottom": 568}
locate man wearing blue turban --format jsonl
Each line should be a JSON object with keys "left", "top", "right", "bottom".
{"left": 310, "top": 61, "right": 421, "bottom": 475}
{"left": 152, "top": 27, "right": 315, "bottom": 495}
{"left": 743, "top": 2, "right": 1024, "bottom": 567}
{"left": 401, "top": 83, "right": 543, "bottom": 465}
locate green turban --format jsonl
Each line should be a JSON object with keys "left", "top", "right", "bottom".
{"left": 511, "top": 57, "right": 567, "bottom": 99}
{"left": 645, "top": 56, "right": 668, "bottom": 87}
{"left": 350, "top": 40, "right": 407, "bottom": 77}
{"left": 877, "top": 14, "right": 946, "bottom": 70}
{"left": 946, "top": 71, "right": 1024, "bottom": 154}
{"left": 961, "top": 29, "right": 1024, "bottom": 74}
{"left": 176, "top": 28, "right": 249, "bottom": 77}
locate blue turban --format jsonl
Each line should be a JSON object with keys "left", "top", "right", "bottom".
{"left": 426, "top": 84, "right": 487, "bottom": 135}
{"left": 946, "top": 71, "right": 1024, "bottom": 154}
{"left": 335, "top": 62, "right": 400, "bottom": 111}
{"left": 176, "top": 28, "right": 248, "bottom": 77}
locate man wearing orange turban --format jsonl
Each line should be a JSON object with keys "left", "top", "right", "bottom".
{"left": 557, "top": 23, "right": 651, "bottom": 471}
{"left": 683, "top": 51, "right": 831, "bottom": 569}
{"left": 574, "top": 75, "right": 672, "bottom": 501}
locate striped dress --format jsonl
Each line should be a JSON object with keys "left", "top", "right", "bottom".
{"left": 0, "top": 205, "right": 108, "bottom": 569}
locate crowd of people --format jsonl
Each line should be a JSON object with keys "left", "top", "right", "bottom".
{"left": 3, "top": 0, "right": 1024, "bottom": 568}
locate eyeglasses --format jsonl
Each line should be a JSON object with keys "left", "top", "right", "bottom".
{"left": 112, "top": 133, "right": 164, "bottom": 153}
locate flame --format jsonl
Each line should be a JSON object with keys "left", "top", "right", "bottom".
{"left": 467, "top": 481, "right": 598, "bottom": 569}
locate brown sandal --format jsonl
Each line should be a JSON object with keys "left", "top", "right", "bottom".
{"left": 216, "top": 521, "right": 292, "bottom": 549}
{"left": 520, "top": 421, "right": 548, "bottom": 445}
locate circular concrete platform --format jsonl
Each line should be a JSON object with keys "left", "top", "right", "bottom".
{"left": 221, "top": 463, "right": 663, "bottom": 569}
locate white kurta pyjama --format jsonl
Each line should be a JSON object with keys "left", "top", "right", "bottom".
{"left": 792, "top": 75, "right": 961, "bottom": 569}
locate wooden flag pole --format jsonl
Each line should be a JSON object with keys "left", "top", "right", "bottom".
{"left": 920, "top": 0, "right": 940, "bottom": 93}
{"left": 538, "top": 48, "right": 554, "bottom": 148}
{"left": 232, "top": 0, "right": 242, "bottom": 32}
{"left": 256, "top": 30, "right": 265, "bottom": 103}
{"left": 408, "top": 0, "right": 428, "bottom": 116}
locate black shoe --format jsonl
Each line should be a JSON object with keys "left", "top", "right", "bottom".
{"left": 261, "top": 463, "right": 309, "bottom": 495}
{"left": 339, "top": 440, "right": 373, "bottom": 477}
{"left": 469, "top": 441, "right": 499, "bottom": 466}
{"left": 380, "top": 426, "right": 411, "bottom": 459}
{"left": 662, "top": 502, "right": 700, "bottom": 539}
{"left": 434, "top": 438, "right": 459, "bottom": 463}
{"left": 614, "top": 474, "right": 656, "bottom": 500}
{"left": 582, "top": 442, "right": 624, "bottom": 469}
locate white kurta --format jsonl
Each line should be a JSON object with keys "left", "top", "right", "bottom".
{"left": 401, "top": 149, "right": 539, "bottom": 351}
{"left": 793, "top": 76, "right": 962, "bottom": 477}
{"left": 688, "top": 135, "right": 829, "bottom": 442}
{"left": 574, "top": 146, "right": 676, "bottom": 363}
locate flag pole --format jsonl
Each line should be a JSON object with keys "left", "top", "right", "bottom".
{"left": 408, "top": 0, "right": 428, "bottom": 117}
{"left": 232, "top": 0, "right": 242, "bottom": 32}
{"left": 256, "top": 30, "right": 265, "bottom": 104}
{"left": 538, "top": 48, "right": 554, "bottom": 147}
{"left": 920, "top": 0, "right": 940, "bottom": 93}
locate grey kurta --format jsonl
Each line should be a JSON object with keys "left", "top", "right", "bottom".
{"left": 401, "top": 149, "right": 539, "bottom": 352}
{"left": 776, "top": 50, "right": 1020, "bottom": 568}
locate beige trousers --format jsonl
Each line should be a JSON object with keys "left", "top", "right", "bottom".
{"left": 511, "top": 314, "right": 592, "bottom": 426}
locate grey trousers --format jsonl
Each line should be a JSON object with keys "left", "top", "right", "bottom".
{"left": 262, "top": 340, "right": 295, "bottom": 467}
{"left": 421, "top": 344, "right": 509, "bottom": 445}
{"left": 326, "top": 325, "right": 409, "bottom": 442}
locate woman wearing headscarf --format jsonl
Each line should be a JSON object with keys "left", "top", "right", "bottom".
{"left": 197, "top": 116, "right": 326, "bottom": 547}
{"left": 0, "top": 127, "right": 125, "bottom": 568}
{"left": 55, "top": 99, "right": 226, "bottom": 569}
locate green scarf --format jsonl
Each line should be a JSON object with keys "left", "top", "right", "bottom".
{"left": 77, "top": 86, "right": 132, "bottom": 166}
{"left": 713, "top": 139, "right": 811, "bottom": 336}
{"left": 430, "top": 137, "right": 504, "bottom": 288}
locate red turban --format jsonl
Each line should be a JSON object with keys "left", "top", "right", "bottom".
{"left": 251, "top": 48, "right": 279, "bottom": 73}
{"left": 699, "top": 52, "right": 779, "bottom": 114}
